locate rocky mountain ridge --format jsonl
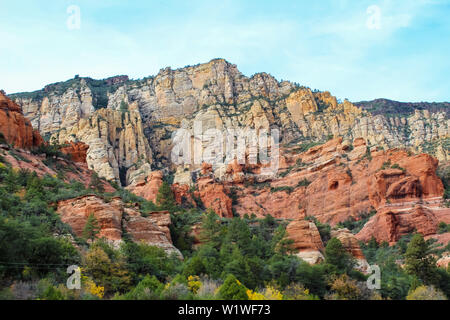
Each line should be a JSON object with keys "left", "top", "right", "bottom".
{"left": 8, "top": 59, "right": 449, "bottom": 186}
{"left": 1, "top": 75, "right": 449, "bottom": 264}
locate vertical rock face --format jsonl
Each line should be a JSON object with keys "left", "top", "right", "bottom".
{"left": 57, "top": 196, "right": 124, "bottom": 242}
{"left": 56, "top": 195, "right": 182, "bottom": 257}
{"left": 356, "top": 206, "right": 450, "bottom": 245}
{"left": 226, "top": 138, "right": 445, "bottom": 223}
{"left": 53, "top": 108, "right": 153, "bottom": 185}
{"left": 286, "top": 219, "right": 369, "bottom": 268}
{"left": 0, "top": 91, "right": 43, "bottom": 148}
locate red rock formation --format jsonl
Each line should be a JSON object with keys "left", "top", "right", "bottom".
{"left": 126, "top": 171, "right": 164, "bottom": 203}
{"left": 196, "top": 177, "right": 233, "bottom": 218}
{"left": 186, "top": 137, "right": 448, "bottom": 245}
{"left": 61, "top": 141, "right": 89, "bottom": 163}
{"left": 146, "top": 211, "right": 173, "bottom": 241}
{"left": 426, "top": 232, "right": 450, "bottom": 248}
{"left": 56, "top": 195, "right": 181, "bottom": 257}
{"left": 356, "top": 206, "right": 450, "bottom": 245}
{"left": 286, "top": 219, "right": 324, "bottom": 264}
{"left": 225, "top": 159, "right": 245, "bottom": 183}
{"left": 331, "top": 229, "right": 366, "bottom": 260}
{"left": 57, "top": 196, "right": 124, "bottom": 241}
{"left": 0, "top": 91, "right": 43, "bottom": 149}
{"left": 172, "top": 183, "right": 195, "bottom": 206}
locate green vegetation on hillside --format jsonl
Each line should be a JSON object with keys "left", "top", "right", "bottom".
{"left": 0, "top": 153, "right": 449, "bottom": 300}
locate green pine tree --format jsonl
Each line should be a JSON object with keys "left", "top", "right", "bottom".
{"left": 405, "top": 234, "right": 439, "bottom": 286}
{"left": 89, "top": 172, "right": 105, "bottom": 193}
{"left": 156, "top": 181, "right": 176, "bottom": 211}
{"left": 200, "top": 210, "right": 223, "bottom": 249}
{"left": 325, "top": 238, "right": 354, "bottom": 273}
{"left": 217, "top": 274, "right": 249, "bottom": 300}
{"left": 83, "top": 213, "right": 100, "bottom": 242}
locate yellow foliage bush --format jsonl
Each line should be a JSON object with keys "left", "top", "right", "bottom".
{"left": 263, "top": 287, "right": 283, "bottom": 300}
{"left": 407, "top": 286, "right": 447, "bottom": 300}
{"left": 187, "top": 275, "right": 202, "bottom": 294}
{"left": 80, "top": 269, "right": 105, "bottom": 299}
{"left": 246, "top": 289, "right": 266, "bottom": 300}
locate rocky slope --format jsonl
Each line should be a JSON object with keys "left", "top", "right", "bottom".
{"left": 0, "top": 92, "right": 181, "bottom": 257}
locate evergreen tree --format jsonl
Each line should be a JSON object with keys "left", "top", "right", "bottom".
{"left": 200, "top": 210, "right": 223, "bottom": 249}
{"left": 83, "top": 213, "right": 100, "bottom": 242}
{"left": 217, "top": 274, "right": 248, "bottom": 300}
{"left": 89, "top": 172, "right": 105, "bottom": 193}
{"left": 156, "top": 181, "right": 176, "bottom": 211}
{"left": 324, "top": 238, "right": 354, "bottom": 273}
{"left": 405, "top": 234, "right": 439, "bottom": 286}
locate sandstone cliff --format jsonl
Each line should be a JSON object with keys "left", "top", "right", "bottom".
{"left": 0, "top": 91, "right": 43, "bottom": 149}
{"left": 10, "top": 59, "right": 449, "bottom": 188}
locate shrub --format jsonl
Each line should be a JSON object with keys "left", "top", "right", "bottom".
{"left": 282, "top": 283, "right": 319, "bottom": 300}
{"left": 123, "top": 275, "right": 163, "bottom": 300}
{"left": 217, "top": 274, "right": 248, "bottom": 300}
{"left": 406, "top": 286, "right": 447, "bottom": 300}
{"left": 405, "top": 234, "right": 440, "bottom": 286}
{"left": 82, "top": 213, "right": 100, "bottom": 242}
{"left": 270, "top": 186, "right": 294, "bottom": 194}
{"left": 83, "top": 246, "right": 131, "bottom": 294}
{"left": 156, "top": 181, "right": 176, "bottom": 211}
{"left": 196, "top": 276, "right": 221, "bottom": 300}
{"left": 325, "top": 238, "right": 354, "bottom": 273}
{"left": 327, "top": 274, "right": 362, "bottom": 300}
{"left": 296, "top": 179, "right": 311, "bottom": 188}
{"left": 438, "top": 222, "right": 450, "bottom": 234}
{"left": 160, "top": 283, "right": 192, "bottom": 300}
{"left": 89, "top": 172, "right": 105, "bottom": 193}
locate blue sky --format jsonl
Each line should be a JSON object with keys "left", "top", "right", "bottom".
{"left": 0, "top": 0, "right": 449, "bottom": 102}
